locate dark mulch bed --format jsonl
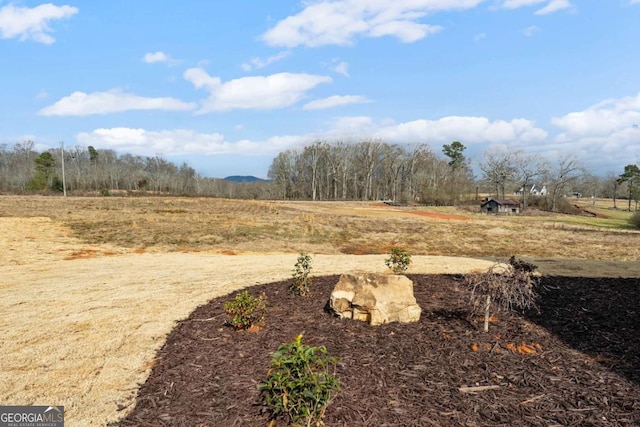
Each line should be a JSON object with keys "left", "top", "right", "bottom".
{"left": 116, "top": 275, "right": 640, "bottom": 426}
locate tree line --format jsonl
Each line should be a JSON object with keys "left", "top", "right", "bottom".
{"left": 267, "top": 140, "right": 473, "bottom": 205}
{"left": 0, "top": 141, "right": 267, "bottom": 199}
{"left": 267, "top": 140, "right": 639, "bottom": 212}
{"left": 0, "top": 139, "right": 638, "bottom": 211}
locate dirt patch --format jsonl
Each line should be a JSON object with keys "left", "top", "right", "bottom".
{"left": 63, "top": 249, "right": 119, "bottom": 260}
{"left": 368, "top": 202, "right": 471, "bottom": 220}
{"left": 217, "top": 249, "right": 239, "bottom": 255}
{"left": 116, "top": 275, "right": 640, "bottom": 426}
{"left": 405, "top": 210, "right": 470, "bottom": 220}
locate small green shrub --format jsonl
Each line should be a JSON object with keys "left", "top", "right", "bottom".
{"left": 631, "top": 211, "right": 640, "bottom": 228}
{"left": 259, "top": 334, "right": 339, "bottom": 427}
{"left": 385, "top": 247, "right": 412, "bottom": 274}
{"left": 223, "top": 290, "right": 267, "bottom": 330}
{"left": 290, "top": 253, "right": 313, "bottom": 296}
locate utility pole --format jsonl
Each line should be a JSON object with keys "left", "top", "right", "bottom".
{"left": 61, "top": 141, "right": 67, "bottom": 197}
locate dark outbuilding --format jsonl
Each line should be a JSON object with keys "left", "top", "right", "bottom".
{"left": 480, "top": 197, "right": 521, "bottom": 214}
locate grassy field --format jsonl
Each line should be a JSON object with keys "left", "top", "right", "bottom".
{"left": 1, "top": 195, "right": 638, "bottom": 426}
{"left": 1, "top": 195, "right": 638, "bottom": 261}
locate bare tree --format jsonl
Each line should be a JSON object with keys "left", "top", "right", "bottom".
{"left": 514, "top": 152, "right": 548, "bottom": 211}
{"left": 546, "top": 156, "right": 584, "bottom": 212}
{"left": 402, "top": 144, "right": 434, "bottom": 202}
{"left": 355, "top": 140, "right": 384, "bottom": 201}
{"left": 323, "top": 141, "right": 352, "bottom": 200}
{"left": 379, "top": 144, "right": 404, "bottom": 201}
{"left": 268, "top": 150, "right": 295, "bottom": 199}
{"left": 480, "top": 147, "right": 517, "bottom": 199}
{"left": 303, "top": 141, "right": 328, "bottom": 201}
{"left": 11, "top": 141, "right": 38, "bottom": 191}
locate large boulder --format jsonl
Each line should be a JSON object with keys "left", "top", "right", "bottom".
{"left": 329, "top": 273, "right": 421, "bottom": 326}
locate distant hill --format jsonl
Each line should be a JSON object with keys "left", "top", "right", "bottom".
{"left": 223, "top": 175, "right": 269, "bottom": 183}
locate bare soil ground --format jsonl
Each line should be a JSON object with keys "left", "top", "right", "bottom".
{"left": 1, "top": 196, "right": 639, "bottom": 426}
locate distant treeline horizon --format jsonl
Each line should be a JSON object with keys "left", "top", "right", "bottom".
{"left": 0, "top": 140, "right": 636, "bottom": 212}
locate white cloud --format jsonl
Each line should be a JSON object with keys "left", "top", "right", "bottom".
{"left": 316, "top": 114, "right": 548, "bottom": 151}
{"left": 502, "top": 0, "right": 547, "bottom": 8}
{"left": 35, "top": 90, "right": 49, "bottom": 100}
{"left": 76, "top": 127, "right": 304, "bottom": 157}
{"left": 523, "top": 25, "right": 540, "bottom": 37}
{"left": 261, "top": 0, "right": 481, "bottom": 48}
{"left": 184, "top": 68, "right": 332, "bottom": 112}
{"left": 474, "top": 32, "right": 486, "bottom": 42}
{"left": 552, "top": 93, "right": 640, "bottom": 138}
{"left": 303, "top": 95, "right": 371, "bottom": 110}
{"left": 501, "top": 0, "right": 572, "bottom": 14}
{"left": 317, "top": 99, "right": 639, "bottom": 172}
{"left": 534, "top": 0, "right": 571, "bottom": 15}
{"left": 183, "top": 68, "right": 221, "bottom": 91}
{"left": 331, "top": 116, "right": 377, "bottom": 134}
{"left": 368, "top": 20, "right": 441, "bottom": 43}
{"left": 550, "top": 93, "right": 640, "bottom": 166}
{"left": 331, "top": 61, "right": 350, "bottom": 77}
{"left": 78, "top": 128, "right": 225, "bottom": 155}
{"left": 373, "top": 116, "right": 548, "bottom": 145}
{"left": 241, "top": 50, "right": 289, "bottom": 71}
{"left": 143, "top": 51, "right": 169, "bottom": 63}
{"left": 631, "top": 0, "right": 640, "bottom": 4}
{"left": 72, "top": 97, "right": 640, "bottom": 175}
{"left": 39, "top": 89, "right": 197, "bottom": 116}
{"left": 0, "top": 3, "right": 78, "bottom": 44}
{"left": 142, "top": 51, "right": 178, "bottom": 65}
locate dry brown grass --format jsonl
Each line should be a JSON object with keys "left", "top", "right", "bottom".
{"left": 0, "top": 195, "right": 638, "bottom": 426}
{"left": 1, "top": 195, "right": 638, "bottom": 261}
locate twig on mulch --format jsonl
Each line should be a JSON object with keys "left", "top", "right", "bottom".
{"left": 458, "top": 385, "right": 501, "bottom": 393}
{"left": 189, "top": 314, "right": 225, "bottom": 322}
{"left": 518, "top": 394, "right": 546, "bottom": 406}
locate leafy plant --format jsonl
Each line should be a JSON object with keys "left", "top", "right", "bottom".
{"left": 223, "top": 290, "right": 267, "bottom": 330}
{"left": 385, "top": 247, "right": 412, "bottom": 274}
{"left": 290, "top": 253, "right": 313, "bottom": 296}
{"left": 259, "top": 334, "right": 339, "bottom": 427}
{"left": 464, "top": 256, "right": 540, "bottom": 332}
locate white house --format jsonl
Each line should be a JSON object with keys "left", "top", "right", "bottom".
{"left": 515, "top": 184, "right": 547, "bottom": 196}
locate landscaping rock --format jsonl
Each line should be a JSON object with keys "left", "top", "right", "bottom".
{"left": 329, "top": 273, "right": 421, "bottom": 326}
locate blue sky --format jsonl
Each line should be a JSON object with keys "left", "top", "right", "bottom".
{"left": 1, "top": 0, "right": 640, "bottom": 179}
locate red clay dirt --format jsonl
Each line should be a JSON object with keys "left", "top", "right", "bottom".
{"left": 405, "top": 210, "right": 471, "bottom": 220}
{"left": 369, "top": 203, "right": 471, "bottom": 221}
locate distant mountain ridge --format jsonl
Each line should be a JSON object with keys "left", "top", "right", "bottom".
{"left": 223, "top": 175, "right": 269, "bottom": 183}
